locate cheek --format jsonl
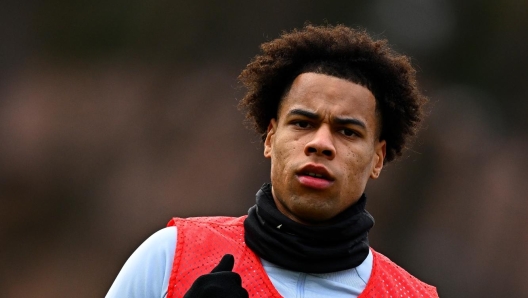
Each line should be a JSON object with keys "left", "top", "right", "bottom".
{"left": 270, "top": 139, "right": 289, "bottom": 176}
{"left": 273, "top": 145, "right": 292, "bottom": 176}
{"left": 342, "top": 149, "right": 373, "bottom": 180}
{"left": 272, "top": 133, "right": 297, "bottom": 161}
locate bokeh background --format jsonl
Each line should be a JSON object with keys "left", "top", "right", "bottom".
{"left": 1, "top": 1, "right": 527, "bottom": 297}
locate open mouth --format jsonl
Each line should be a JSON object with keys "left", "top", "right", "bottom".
{"left": 297, "top": 165, "right": 334, "bottom": 189}
{"left": 301, "top": 172, "right": 333, "bottom": 183}
{"left": 305, "top": 172, "right": 325, "bottom": 178}
{"left": 298, "top": 164, "right": 334, "bottom": 180}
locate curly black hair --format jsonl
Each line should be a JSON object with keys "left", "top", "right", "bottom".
{"left": 238, "top": 24, "right": 427, "bottom": 163}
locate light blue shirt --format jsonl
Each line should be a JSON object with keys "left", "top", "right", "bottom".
{"left": 106, "top": 227, "right": 372, "bottom": 297}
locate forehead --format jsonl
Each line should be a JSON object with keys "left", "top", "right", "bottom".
{"left": 278, "top": 72, "right": 378, "bottom": 123}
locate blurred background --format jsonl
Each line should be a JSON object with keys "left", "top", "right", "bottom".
{"left": 1, "top": 0, "right": 527, "bottom": 297}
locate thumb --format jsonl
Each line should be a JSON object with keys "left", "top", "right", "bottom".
{"left": 210, "top": 254, "right": 235, "bottom": 273}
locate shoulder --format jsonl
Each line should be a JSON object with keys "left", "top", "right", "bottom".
{"left": 121, "top": 226, "right": 178, "bottom": 270}
{"left": 166, "top": 216, "right": 247, "bottom": 257}
{"left": 125, "top": 226, "right": 178, "bottom": 262}
{"left": 167, "top": 215, "right": 247, "bottom": 227}
{"left": 106, "top": 227, "right": 177, "bottom": 298}
{"left": 361, "top": 248, "right": 439, "bottom": 297}
{"left": 145, "top": 226, "right": 178, "bottom": 246}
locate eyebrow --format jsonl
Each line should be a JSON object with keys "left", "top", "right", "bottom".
{"left": 333, "top": 116, "right": 366, "bottom": 129}
{"left": 287, "top": 108, "right": 366, "bottom": 129}
{"left": 288, "top": 109, "right": 319, "bottom": 119}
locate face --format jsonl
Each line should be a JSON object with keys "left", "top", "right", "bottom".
{"left": 264, "top": 72, "right": 386, "bottom": 225}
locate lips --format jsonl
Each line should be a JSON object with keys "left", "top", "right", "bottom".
{"left": 296, "top": 164, "right": 334, "bottom": 190}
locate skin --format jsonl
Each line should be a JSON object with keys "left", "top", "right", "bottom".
{"left": 264, "top": 72, "right": 386, "bottom": 225}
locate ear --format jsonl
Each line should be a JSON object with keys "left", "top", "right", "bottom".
{"left": 370, "top": 140, "right": 386, "bottom": 179}
{"left": 264, "top": 119, "right": 277, "bottom": 158}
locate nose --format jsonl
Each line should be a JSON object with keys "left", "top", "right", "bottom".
{"left": 304, "top": 125, "right": 336, "bottom": 159}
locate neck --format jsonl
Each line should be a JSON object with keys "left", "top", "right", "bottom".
{"left": 244, "top": 183, "right": 375, "bottom": 273}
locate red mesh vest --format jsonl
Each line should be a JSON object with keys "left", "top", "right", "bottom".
{"left": 166, "top": 216, "right": 438, "bottom": 298}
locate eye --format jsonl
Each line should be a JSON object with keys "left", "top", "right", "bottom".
{"left": 340, "top": 128, "right": 357, "bottom": 137}
{"left": 294, "top": 121, "right": 311, "bottom": 128}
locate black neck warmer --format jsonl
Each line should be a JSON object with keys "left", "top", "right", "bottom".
{"left": 244, "top": 183, "right": 374, "bottom": 273}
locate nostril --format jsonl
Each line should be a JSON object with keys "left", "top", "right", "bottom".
{"left": 307, "top": 147, "right": 317, "bottom": 153}
{"left": 322, "top": 149, "right": 333, "bottom": 156}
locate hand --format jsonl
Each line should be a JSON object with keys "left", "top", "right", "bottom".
{"left": 183, "top": 254, "right": 249, "bottom": 298}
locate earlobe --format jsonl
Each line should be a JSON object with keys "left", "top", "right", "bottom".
{"left": 370, "top": 140, "right": 386, "bottom": 179}
{"left": 264, "top": 119, "right": 277, "bottom": 158}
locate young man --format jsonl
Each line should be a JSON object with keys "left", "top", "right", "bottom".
{"left": 107, "top": 25, "right": 439, "bottom": 297}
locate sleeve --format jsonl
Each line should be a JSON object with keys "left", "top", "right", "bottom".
{"left": 106, "top": 226, "right": 177, "bottom": 298}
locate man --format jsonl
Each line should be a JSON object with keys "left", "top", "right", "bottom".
{"left": 107, "top": 24, "right": 439, "bottom": 297}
